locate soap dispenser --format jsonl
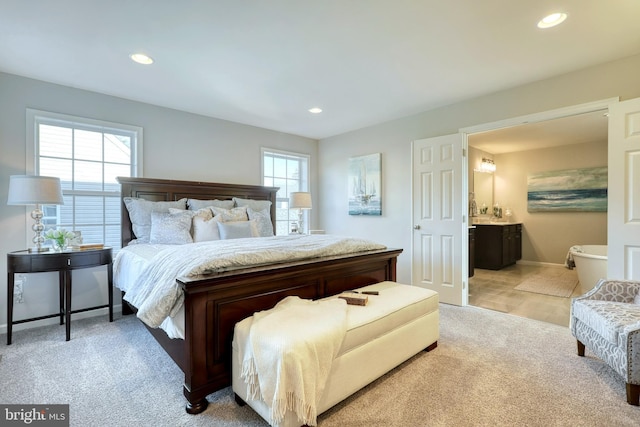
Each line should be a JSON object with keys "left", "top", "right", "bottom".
{"left": 469, "top": 192, "right": 478, "bottom": 217}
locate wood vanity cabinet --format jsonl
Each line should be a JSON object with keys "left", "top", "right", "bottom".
{"left": 469, "top": 227, "right": 475, "bottom": 277}
{"left": 474, "top": 223, "right": 522, "bottom": 270}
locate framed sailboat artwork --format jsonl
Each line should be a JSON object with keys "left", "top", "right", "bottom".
{"left": 348, "top": 153, "right": 382, "bottom": 215}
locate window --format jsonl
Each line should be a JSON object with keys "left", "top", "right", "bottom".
{"left": 262, "top": 148, "right": 310, "bottom": 235}
{"left": 27, "top": 109, "right": 142, "bottom": 251}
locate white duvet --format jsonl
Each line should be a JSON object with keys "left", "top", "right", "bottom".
{"left": 116, "top": 234, "right": 386, "bottom": 329}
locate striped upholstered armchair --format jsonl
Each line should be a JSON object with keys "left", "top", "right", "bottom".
{"left": 570, "top": 279, "right": 640, "bottom": 405}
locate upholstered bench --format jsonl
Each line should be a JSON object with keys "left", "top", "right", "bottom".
{"left": 232, "top": 281, "right": 439, "bottom": 427}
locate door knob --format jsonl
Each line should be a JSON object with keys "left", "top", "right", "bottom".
{"left": 414, "top": 225, "right": 421, "bottom": 230}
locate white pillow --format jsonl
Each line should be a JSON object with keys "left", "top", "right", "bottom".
{"left": 193, "top": 215, "right": 222, "bottom": 242}
{"left": 124, "top": 197, "right": 187, "bottom": 243}
{"left": 149, "top": 210, "right": 193, "bottom": 244}
{"left": 211, "top": 206, "right": 248, "bottom": 222}
{"left": 233, "top": 197, "right": 272, "bottom": 212}
{"left": 187, "top": 198, "right": 235, "bottom": 210}
{"left": 168, "top": 207, "right": 212, "bottom": 239}
{"left": 247, "top": 207, "right": 274, "bottom": 237}
{"left": 217, "top": 220, "right": 259, "bottom": 240}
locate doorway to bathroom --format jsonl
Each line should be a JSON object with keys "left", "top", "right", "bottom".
{"left": 464, "top": 100, "right": 610, "bottom": 325}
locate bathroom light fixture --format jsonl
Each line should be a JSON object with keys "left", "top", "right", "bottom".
{"left": 480, "top": 158, "right": 496, "bottom": 173}
{"left": 308, "top": 107, "right": 322, "bottom": 114}
{"left": 130, "top": 53, "right": 154, "bottom": 65}
{"left": 537, "top": 12, "right": 567, "bottom": 29}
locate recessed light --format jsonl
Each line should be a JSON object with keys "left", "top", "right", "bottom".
{"left": 537, "top": 12, "right": 567, "bottom": 29}
{"left": 130, "top": 53, "right": 154, "bottom": 65}
{"left": 308, "top": 107, "right": 322, "bottom": 114}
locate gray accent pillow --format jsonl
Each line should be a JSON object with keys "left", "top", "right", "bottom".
{"left": 217, "top": 220, "right": 258, "bottom": 240}
{"left": 247, "top": 207, "right": 274, "bottom": 237}
{"left": 233, "top": 197, "right": 272, "bottom": 212}
{"left": 149, "top": 210, "right": 193, "bottom": 244}
{"left": 193, "top": 215, "right": 222, "bottom": 242}
{"left": 124, "top": 197, "right": 187, "bottom": 243}
{"left": 188, "top": 198, "right": 234, "bottom": 210}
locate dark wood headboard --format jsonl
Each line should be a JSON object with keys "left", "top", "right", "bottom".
{"left": 117, "top": 177, "right": 279, "bottom": 247}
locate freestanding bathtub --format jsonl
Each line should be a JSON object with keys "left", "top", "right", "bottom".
{"left": 570, "top": 245, "right": 608, "bottom": 292}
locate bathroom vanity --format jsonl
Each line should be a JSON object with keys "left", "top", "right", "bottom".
{"left": 474, "top": 223, "right": 522, "bottom": 270}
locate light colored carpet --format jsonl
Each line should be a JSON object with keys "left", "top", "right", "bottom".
{"left": 514, "top": 269, "right": 579, "bottom": 297}
{"left": 1, "top": 305, "right": 638, "bottom": 426}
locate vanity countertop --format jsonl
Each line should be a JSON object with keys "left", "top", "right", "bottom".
{"left": 472, "top": 220, "right": 522, "bottom": 226}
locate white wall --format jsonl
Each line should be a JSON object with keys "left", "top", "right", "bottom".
{"left": 318, "top": 53, "right": 640, "bottom": 284}
{"left": 0, "top": 72, "right": 317, "bottom": 334}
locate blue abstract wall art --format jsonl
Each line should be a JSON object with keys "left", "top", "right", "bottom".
{"left": 527, "top": 166, "right": 607, "bottom": 212}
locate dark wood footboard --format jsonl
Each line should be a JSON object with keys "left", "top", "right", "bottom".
{"left": 158, "top": 248, "right": 401, "bottom": 413}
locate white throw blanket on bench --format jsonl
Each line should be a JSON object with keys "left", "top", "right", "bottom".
{"left": 236, "top": 296, "right": 348, "bottom": 426}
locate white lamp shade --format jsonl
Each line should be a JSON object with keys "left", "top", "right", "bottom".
{"left": 289, "top": 192, "right": 312, "bottom": 209}
{"left": 7, "top": 175, "right": 64, "bottom": 205}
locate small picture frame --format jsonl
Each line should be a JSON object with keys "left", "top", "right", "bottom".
{"left": 68, "top": 231, "right": 83, "bottom": 246}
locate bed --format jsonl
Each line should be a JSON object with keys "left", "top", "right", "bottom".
{"left": 115, "top": 176, "right": 403, "bottom": 414}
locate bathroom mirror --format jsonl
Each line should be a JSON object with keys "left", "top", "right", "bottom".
{"left": 473, "top": 171, "right": 493, "bottom": 213}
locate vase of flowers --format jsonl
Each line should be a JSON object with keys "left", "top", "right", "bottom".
{"left": 44, "top": 228, "right": 75, "bottom": 252}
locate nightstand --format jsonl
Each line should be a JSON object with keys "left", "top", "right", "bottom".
{"left": 6, "top": 247, "right": 113, "bottom": 344}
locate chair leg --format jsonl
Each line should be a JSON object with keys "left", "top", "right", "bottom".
{"left": 627, "top": 383, "right": 640, "bottom": 406}
{"left": 577, "top": 340, "right": 585, "bottom": 356}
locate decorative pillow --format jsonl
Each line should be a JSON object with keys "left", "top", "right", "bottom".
{"left": 149, "top": 210, "right": 193, "bottom": 244}
{"left": 247, "top": 207, "right": 274, "bottom": 237}
{"left": 233, "top": 197, "right": 272, "bottom": 212}
{"left": 217, "top": 220, "right": 259, "bottom": 240}
{"left": 169, "top": 206, "right": 214, "bottom": 240}
{"left": 187, "top": 198, "right": 234, "bottom": 210}
{"left": 192, "top": 215, "right": 222, "bottom": 242}
{"left": 124, "top": 197, "right": 187, "bottom": 243}
{"left": 211, "top": 206, "right": 248, "bottom": 222}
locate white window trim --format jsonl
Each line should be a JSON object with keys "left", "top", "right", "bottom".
{"left": 261, "top": 147, "right": 311, "bottom": 235}
{"left": 26, "top": 109, "right": 144, "bottom": 175}
{"left": 24, "top": 108, "right": 144, "bottom": 248}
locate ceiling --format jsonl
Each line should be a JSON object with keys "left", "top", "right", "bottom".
{"left": 468, "top": 109, "right": 609, "bottom": 154}
{"left": 1, "top": 1, "right": 639, "bottom": 140}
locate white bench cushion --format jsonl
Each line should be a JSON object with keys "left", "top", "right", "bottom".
{"left": 232, "top": 281, "right": 439, "bottom": 427}
{"left": 325, "top": 281, "right": 438, "bottom": 357}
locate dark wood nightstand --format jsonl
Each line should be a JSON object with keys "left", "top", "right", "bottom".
{"left": 6, "top": 247, "right": 113, "bottom": 344}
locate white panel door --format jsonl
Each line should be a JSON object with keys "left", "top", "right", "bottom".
{"left": 608, "top": 97, "right": 640, "bottom": 280}
{"left": 412, "top": 134, "right": 466, "bottom": 305}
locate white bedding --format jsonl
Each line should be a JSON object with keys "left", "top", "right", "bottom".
{"left": 113, "top": 234, "right": 386, "bottom": 339}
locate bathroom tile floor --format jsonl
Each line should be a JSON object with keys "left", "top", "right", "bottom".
{"left": 469, "top": 263, "right": 584, "bottom": 328}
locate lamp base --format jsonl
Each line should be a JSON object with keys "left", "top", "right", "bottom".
{"left": 28, "top": 246, "right": 50, "bottom": 253}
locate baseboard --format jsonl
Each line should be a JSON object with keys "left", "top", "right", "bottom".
{"left": 0, "top": 304, "right": 122, "bottom": 335}
{"left": 516, "top": 260, "right": 566, "bottom": 268}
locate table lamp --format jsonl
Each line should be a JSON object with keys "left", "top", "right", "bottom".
{"left": 289, "top": 192, "right": 312, "bottom": 234}
{"left": 7, "top": 175, "right": 64, "bottom": 252}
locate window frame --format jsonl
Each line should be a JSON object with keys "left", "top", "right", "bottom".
{"left": 261, "top": 147, "right": 311, "bottom": 235}
{"left": 25, "top": 108, "right": 143, "bottom": 250}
